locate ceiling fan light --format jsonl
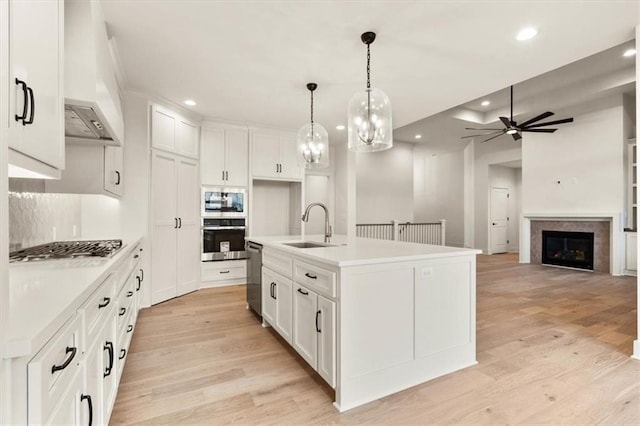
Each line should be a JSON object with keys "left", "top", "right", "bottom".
{"left": 506, "top": 129, "right": 518, "bottom": 135}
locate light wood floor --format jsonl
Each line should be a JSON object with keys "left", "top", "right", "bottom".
{"left": 110, "top": 254, "right": 640, "bottom": 424}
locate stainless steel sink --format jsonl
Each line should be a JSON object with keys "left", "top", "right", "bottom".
{"left": 282, "top": 241, "right": 333, "bottom": 249}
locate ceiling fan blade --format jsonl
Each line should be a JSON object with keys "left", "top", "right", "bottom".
{"left": 522, "top": 117, "right": 574, "bottom": 129}
{"left": 512, "top": 132, "right": 522, "bottom": 141}
{"left": 481, "top": 132, "right": 507, "bottom": 143}
{"left": 518, "top": 111, "right": 554, "bottom": 127}
{"left": 465, "top": 127, "right": 503, "bottom": 131}
{"left": 499, "top": 117, "right": 511, "bottom": 128}
{"left": 520, "top": 128, "right": 557, "bottom": 133}
{"left": 461, "top": 131, "right": 503, "bottom": 139}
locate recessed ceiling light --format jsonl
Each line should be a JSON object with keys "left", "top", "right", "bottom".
{"left": 623, "top": 48, "right": 636, "bottom": 57}
{"left": 516, "top": 27, "right": 538, "bottom": 41}
{"left": 184, "top": 99, "right": 196, "bottom": 106}
{"left": 481, "top": 100, "right": 491, "bottom": 107}
{"left": 336, "top": 125, "right": 345, "bottom": 130}
{"left": 415, "top": 134, "right": 422, "bottom": 139}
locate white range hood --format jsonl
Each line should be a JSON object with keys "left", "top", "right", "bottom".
{"left": 65, "top": 0, "right": 124, "bottom": 146}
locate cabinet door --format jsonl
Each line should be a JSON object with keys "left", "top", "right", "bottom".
{"left": 200, "top": 127, "right": 226, "bottom": 185}
{"left": 151, "top": 151, "right": 178, "bottom": 304}
{"left": 292, "top": 284, "right": 317, "bottom": 368}
{"left": 275, "top": 274, "right": 293, "bottom": 343}
{"left": 177, "top": 117, "right": 200, "bottom": 159}
{"left": 46, "top": 371, "right": 81, "bottom": 426}
{"left": 225, "top": 128, "right": 249, "bottom": 186}
{"left": 8, "top": 0, "right": 64, "bottom": 169}
{"left": 104, "top": 146, "right": 124, "bottom": 197}
{"left": 176, "top": 157, "right": 200, "bottom": 297}
{"left": 151, "top": 105, "right": 176, "bottom": 153}
{"left": 84, "top": 336, "right": 104, "bottom": 426}
{"left": 251, "top": 131, "right": 280, "bottom": 178}
{"left": 102, "top": 314, "right": 118, "bottom": 419}
{"left": 262, "top": 268, "right": 277, "bottom": 326}
{"left": 317, "top": 295, "right": 336, "bottom": 387}
{"left": 278, "top": 133, "right": 303, "bottom": 180}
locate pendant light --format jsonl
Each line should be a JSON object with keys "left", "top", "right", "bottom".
{"left": 297, "top": 82, "right": 329, "bottom": 168}
{"left": 348, "top": 31, "right": 393, "bottom": 152}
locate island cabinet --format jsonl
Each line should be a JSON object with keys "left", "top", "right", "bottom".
{"left": 262, "top": 255, "right": 294, "bottom": 343}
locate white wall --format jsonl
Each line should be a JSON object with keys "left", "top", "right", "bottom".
{"left": 251, "top": 180, "right": 300, "bottom": 236}
{"left": 522, "top": 96, "right": 625, "bottom": 215}
{"left": 356, "top": 141, "right": 414, "bottom": 224}
{"left": 304, "top": 175, "right": 331, "bottom": 235}
{"left": 488, "top": 165, "right": 521, "bottom": 252}
{"left": 413, "top": 146, "right": 465, "bottom": 247}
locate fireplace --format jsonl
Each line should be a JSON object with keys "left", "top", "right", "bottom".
{"left": 542, "top": 230, "right": 594, "bottom": 271}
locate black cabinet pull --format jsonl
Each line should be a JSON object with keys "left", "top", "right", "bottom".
{"left": 225, "top": 171, "right": 229, "bottom": 181}
{"left": 315, "top": 310, "right": 321, "bottom": 333}
{"left": 115, "top": 171, "right": 121, "bottom": 185}
{"left": 80, "top": 394, "right": 93, "bottom": 426}
{"left": 134, "top": 254, "right": 139, "bottom": 259}
{"left": 98, "top": 297, "right": 110, "bottom": 309}
{"left": 136, "top": 276, "right": 141, "bottom": 291}
{"left": 126, "top": 291, "right": 133, "bottom": 297}
{"left": 304, "top": 272, "right": 318, "bottom": 280}
{"left": 14, "top": 78, "right": 28, "bottom": 123}
{"left": 51, "top": 346, "right": 77, "bottom": 374}
{"left": 24, "top": 86, "right": 35, "bottom": 124}
{"left": 297, "top": 288, "right": 309, "bottom": 296}
{"left": 222, "top": 170, "right": 225, "bottom": 181}
{"left": 140, "top": 268, "right": 144, "bottom": 281}
{"left": 119, "top": 307, "right": 126, "bottom": 316}
{"left": 174, "top": 218, "right": 178, "bottom": 229}
{"left": 269, "top": 282, "right": 273, "bottom": 298}
{"left": 178, "top": 217, "right": 182, "bottom": 228}
{"left": 103, "top": 341, "right": 114, "bottom": 377}
{"left": 220, "top": 270, "right": 230, "bottom": 274}
{"left": 272, "top": 282, "right": 277, "bottom": 300}
{"left": 127, "top": 324, "right": 133, "bottom": 333}
{"left": 119, "top": 348, "right": 127, "bottom": 360}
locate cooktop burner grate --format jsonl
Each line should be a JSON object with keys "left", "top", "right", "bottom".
{"left": 9, "top": 240, "right": 123, "bottom": 263}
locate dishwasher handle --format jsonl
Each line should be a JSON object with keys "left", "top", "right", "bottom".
{"left": 246, "top": 243, "right": 262, "bottom": 253}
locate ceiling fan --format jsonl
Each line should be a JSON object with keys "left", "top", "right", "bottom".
{"left": 462, "top": 85, "right": 574, "bottom": 143}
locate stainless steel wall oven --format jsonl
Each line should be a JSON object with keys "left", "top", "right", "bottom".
{"left": 201, "top": 218, "right": 247, "bottom": 261}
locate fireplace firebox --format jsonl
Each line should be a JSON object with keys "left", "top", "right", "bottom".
{"left": 541, "top": 230, "right": 594, "bottom": 271}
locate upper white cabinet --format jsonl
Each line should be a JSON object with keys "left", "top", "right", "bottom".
{"left": 6, "top": 0, "right": 65, "bottom": 173}
{"left": 201, "top": 125, "right": 248, "bottom": 187}
{"left": 151, "top": 104, "right": 200, "bottom": 159}
{"left": 251, "top": 130, "right": 303, "bottom": 181}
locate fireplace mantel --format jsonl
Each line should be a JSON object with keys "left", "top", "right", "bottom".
{"left": 519, "top": 212, "right": 623, "bottom": 275}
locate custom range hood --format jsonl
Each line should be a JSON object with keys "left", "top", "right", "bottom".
{"left": 65, "top": 0, "right": 124, "bottom": 146}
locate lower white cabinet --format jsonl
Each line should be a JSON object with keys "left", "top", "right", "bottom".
{"left": 201, "top": 260, "right": 247, "bottom": 287}
{"left": 47, "top": 371, "right": 82, "bottom": 426}
{"left": 625, "top": 232, "right": 637, "bottom": 275}
{"left": 262, "top": 266, "right": 293, "bottom": 344}
{"left": 293, "top": 283, "right": 336, "bottom": 387}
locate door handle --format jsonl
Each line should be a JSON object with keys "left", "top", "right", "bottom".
{"left": 222, "top": 170, "right": 225, "bottom": 181}
{"left": 115, "top": 171, "right": 121, "bottom": 185}
{"left": 98, "top": 297, "right": 110, "bottom": 309}
{"left": 103, "top": 342, "right": 114, "bottom": 377}
{"left": 14, "top": 78, "right": 28, "bottom": 124}
{"left": 51, "top": 346, "right": 77, "bottom": 374}
{"left": 24, "top": 86, "right": 35, "bottom": 124}
{"left": 174, "top": 218, "right": 178, "bottom": 229}
{"left": 315, "top": 310, "right": 321, "bottom": 333}
{"left": 80, "top": 394, "right": 93, "bottom": 426}
{"left": 178, "top": 217, "right": 182, "bottom": 228}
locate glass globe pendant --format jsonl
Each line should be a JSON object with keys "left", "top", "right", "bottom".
{"left": 348, "top": 31, "right": 393, "bottom": 152}
{"left": 297, "top": 83, "right": 329, "bottom": 168}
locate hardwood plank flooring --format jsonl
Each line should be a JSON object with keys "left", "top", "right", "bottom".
{"left": 110, "top": 254, "right": 639, "bottom": 424}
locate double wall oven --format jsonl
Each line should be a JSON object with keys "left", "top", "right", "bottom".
{"left": 201, "top": 187, "right": 247, "bottom": 261}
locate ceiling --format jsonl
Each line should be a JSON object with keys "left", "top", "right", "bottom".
{"left": 101, "top": 1, "right": 638, "bottom": 146}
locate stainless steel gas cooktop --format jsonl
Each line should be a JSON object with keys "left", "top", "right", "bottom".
{"left": 9, "top": 239, "right": 124, "bottom": 263}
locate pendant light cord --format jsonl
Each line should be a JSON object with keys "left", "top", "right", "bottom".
{"left": 366, "top": 43, "right": 371, "bottom": 89}
{"left": 310, "top": 89, "right": 314, "bottom": 125}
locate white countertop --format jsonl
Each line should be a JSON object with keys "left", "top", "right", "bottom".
{"left": 246, "top": 235, "right": 480, "bottom": 267}
{"left": 3, "top": 238, "right": 142, "bottom": 359}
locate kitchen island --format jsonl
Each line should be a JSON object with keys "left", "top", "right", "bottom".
{"left": 246, "top": 235, "right": 481, "bottom": 412}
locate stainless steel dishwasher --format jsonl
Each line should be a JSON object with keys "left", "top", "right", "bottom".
{"left": 246, "top": 241, "right": 262, "bottom": 316}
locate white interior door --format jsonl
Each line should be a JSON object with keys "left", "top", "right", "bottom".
{"left": 490, "top": 186, "right": 509, "bottom": 254}
{"left": 176, "top": 157, "right": 200, "bottom": 297}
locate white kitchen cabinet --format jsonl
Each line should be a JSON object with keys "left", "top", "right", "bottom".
{"left": 83, "top": 331, "right": 104, "bottom": 426}
{"left": 201, "top": 126, "right": 248, "bottom": 186}
{"left": 151, "top": 104, "right": 200, "bottom": 159}
{"left": 45, "top": 144, "right": 124, "bottom": 197}
{"left": 151, "top": 150, "right": 200, "bottom": 304}
{"left": 292, "top": 283, "right": 336, "bottom": 387}
{"left": 625, "top": 232, "right": 637, "bottom": 276}
{"left": 201, "top": 259, "right": 247, "bottom": 287}
{"left": 262, "top": 266, "right": 293, "bottom": 343}
{"left": 46, "top": 371, "right": 82, "bottom": 426}
{"left": 7, "top": 0, "right": 65, "bottom": 173}
{"left": 251, "top": 130, "right": 303, "bottom": 181}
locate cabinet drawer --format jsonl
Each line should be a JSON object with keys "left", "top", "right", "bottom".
{"left": 81, "top": 274, "right": 116, "bottom": 339}
{"left": 294, "top": 260, "right": 336, "bottom": 298}
{"left": 116, "top": 316, "right": 134, "bottom": 381}
{"left": 116, "top": 244, "right": 142, "bottom": 293}
{"left": 201, "top": 260, "right": 247, "bottom": 282}
{"left": 263, "top": 250, "right": 293, "bottom": 278}
{"left": 116, "top": 273, "right": 136, "bottom": 333}
{"left": 28, "top": 314, "right": 83, "bottom": 424}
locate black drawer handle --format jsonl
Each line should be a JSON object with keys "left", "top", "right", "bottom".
{"left": 139, "top": 268, "right": 144, "bottom": 281}
{"left": 115, "top": 170, "right": 121, "bottom": 185}
{"left": 304, "top": 272, "right": 317, "bottom": 279}
{"left": 103, "top": 341, "right": 114, "bottom": 377}
{"left": 126, "top": 291, "right": 133, "bottom": 298}
{"left": 220, "top": 270, "right": 230, "bottom": 274}
{"left": 24, "top": 86, "right": 35, "bottom": 124}
{"left": 119, "top": 307, "right": 126, "bottom": 316}
{"left": 98, "top": 297, "right": 110, "bottom": 309}
{"left": 80, "top": 394, "right": 93, "bottom": 426}
{"left": 297, "top": 288, "right": 309, "bottom": 296}
{"left": 178, "top": 217, "right": 182, "bottom": 228}
{"left": 316, "top": 310, "right": 321, "bottom": 333}
{"left": 134, "top": 254, "right": 139, "bottom": 259}
{"left": 126, "top": 324, "right": 133, "bottom": 333}
{"left": 136, "top": 276, "right": 141, "bottom": 291}
{"left": 51, "top": 346, "right": 77, "bottom": 374}
{"left": 270, "top": 282, "right": 277, "bottom": 300}
{"left": 119, "top": 348, "right": 127, "bottom": 360}
{"left": 14, "top": 78, "right": 28, "bottom": 123}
